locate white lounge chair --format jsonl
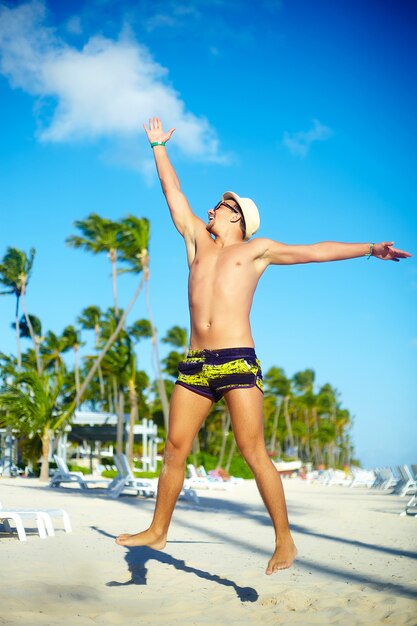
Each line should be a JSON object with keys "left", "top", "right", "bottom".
{"left": 0, "top": 509, "right": 52, "bottom": 541}
{"left": 393, "top": 465, "right": 417, "bottom": 497}
{"left": 110, "top": 455, "right": 199, "bottom": 503}
{"left": 348, "top": 468, "right": 376, "bottom": 488}
{"left": 108, "top": 454, "right": 158, "bottom": 499}
{"left": 372, "top": 467, "right": 399, "bottom": 490}
{"left": 0, "top": 501, "right": 71, "bottom": 535}
{"left": 50, "top": 455, "right": 111, "bottom": 489}
{"left": 186, "top": 464, "right": 233, "bottom": 491}
{"left": 198, "top": 464, "right": 244, "bottom": 485}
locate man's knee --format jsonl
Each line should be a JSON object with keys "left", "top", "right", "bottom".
{"left": 238, "top": 442, "right": 268, "bottom": 469}
{"left": 163, "top": 438, "right": 191, "bottom": 466}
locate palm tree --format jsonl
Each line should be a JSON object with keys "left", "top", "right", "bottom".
{"left": 161, "top": 326, "right": 189, "bottom": 379}
{"left": 101, "top": 332, "right": 130, "bottom": 455}
{"left": 292, "top": 369, "right": 316, "bottom": 460}
{"left": 316, "top": 383, "right": 339, "bottom": 467}
{"left": 0, "top": 247, "right": 36, "bottom": 370}
{"left": 40, "top": 330, "right": 67, "bottom": 374}
{"left": 0, "top": 352, "right": 18, "bottom": 384}
{"left": 12, "top": 313, "right": 43, "bottom": 374}
{"left": 162, "top": 326, "right": 188, "bottom": 356}
{"left": 66, "top": 214, "right": 121, "bottom": 317}
{"left": 0, "top": 370, "right": 75, "bottom": 481}
{"left": 264, "top": 366, "right": 294, "bottom": 454}
{"left": 61, "top": 325, "right": 83, "bottom": 399}
{"left": 117, "top": 215, "right": 171, "bottom": 432}
{"left": 77, "top": 305, "right": 105, "bottom": 399}
{"left": 125, "top": 319, "right": 153, "bottom": 463}
{"left": 73, "top": 218, "right": 150, "bottom": 407}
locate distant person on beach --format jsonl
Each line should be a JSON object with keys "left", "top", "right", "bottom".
{"left": 116, "top": 117, "right": 411, "bottom": 575}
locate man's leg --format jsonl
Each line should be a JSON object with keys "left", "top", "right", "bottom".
{"left": 116, "top": 384, "right": 213, "bottom": 547}
{"left": 224, "top": 386, "right": 297, "bottom": 574}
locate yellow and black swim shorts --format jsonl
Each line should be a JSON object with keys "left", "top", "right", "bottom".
{"left": 176, "top": 347, "right": 264, "bottom": 402}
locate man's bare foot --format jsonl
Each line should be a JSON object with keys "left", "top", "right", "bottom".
{"left": 115, "top": 528, "right": 167, "bottom": 549}
{"left": 265, "top": 540, "right": 298, "bottom": 575}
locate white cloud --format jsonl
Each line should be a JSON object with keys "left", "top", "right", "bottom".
{"left": 0, "top": 0, "right": 225, "bottom": 171}
{"left": 282, "top": 119, "right": 333, "bottom": 157}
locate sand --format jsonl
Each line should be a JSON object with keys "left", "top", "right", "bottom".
{"left": 0, "top": 476, "right": 416, "bottom": 625}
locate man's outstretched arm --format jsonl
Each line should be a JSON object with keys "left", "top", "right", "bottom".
{"left": 256, "top": 239, "right": 412, "bottom": 265}
{"left": 144, "top": 117, "right": 203, "bottom": 240}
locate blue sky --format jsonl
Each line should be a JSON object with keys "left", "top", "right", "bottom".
{"left": 0, "top": 0, "right": 416, "bottom": 468}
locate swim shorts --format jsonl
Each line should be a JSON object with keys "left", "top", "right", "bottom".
{"left": 175, "top": 347, "right": 264, "bottom": 402}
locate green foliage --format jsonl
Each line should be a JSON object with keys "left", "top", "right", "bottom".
{"left": 187, "top": 452, "right": 254, "bottom": 479}
{"left": 0, "top": 246, "right": 35, "bottom": 296}
{"left": 162, "top": 326, "right": 188, "bottom": 349}
{"left": 66, "top": 214, "right": 120, "bottom": 256}
{"left": 12, "top": 313, "right": 42, "bottom": 338}
{"left": 117, "top": 215, "right": 151, "bottom": 273}
{"left": 162, "top": 350, "right": 183, "bottom": 379}
{"left": 0, "top": 370, "right": 75, "bottom": 436}
{"left": 101, "top": 469, "right": 160, "bottom": 479}
{"left": 68, "top": 464, "right": 90, "bottom": 475}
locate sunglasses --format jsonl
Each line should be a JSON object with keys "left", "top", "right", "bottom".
{"left": 213, "top": 201, "right": 240, "bottom": 214}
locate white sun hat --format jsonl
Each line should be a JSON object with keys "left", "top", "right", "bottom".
{"left": 222, "top": 191, "right": 260, "bottom": 241}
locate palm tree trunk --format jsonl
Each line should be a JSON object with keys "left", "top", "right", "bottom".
{"left": 75, "top": 274, "right": 145, "bottom": 405}
{"left": 15, "top": 295, "right": 21, "bottom": 370}
{"left": 40, "top": 428, "right": 51, "bottom": 482}
{"left": 217, "top": 409, "right": 231, "bottom": 468}
{"left": 269, "top": 398, "right": 282, "bottom": 453}
{"left": 112, "top": 377, "right": 118, "bottom": 416}
{"left": 109, "top": 249, "right": 119, "bottom": 318}
{"left": 20, "top": 284, "right": 42, "bottom": 375}
{"left": 94, "top": 325, "right": 105, "bottom": 400}
{"left": 304, "top": 408, "right": 311, "bottom": 459}
{"left": 73, "top": 346, "right": 80, "bottom": 400}
{"left": 144, "top": 276, "right": 169, "bottom": 432}
{"left": 283, "top": 395, "right": 295, "bottom": 451}
{"left": 116, "top": 387, "right": 125, "bottom": 456}
{"left": 127, "top": 380, "right": 138, "bottom": 465}
{"left": 225, "top": 435, "right": 236, "bottom": 472}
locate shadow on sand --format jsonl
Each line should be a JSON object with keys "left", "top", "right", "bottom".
{"left": 91, "top": 526, "right": 259, "bottom": 603}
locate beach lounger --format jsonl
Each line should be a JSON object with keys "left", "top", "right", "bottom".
{"left": 186, "top": 464, "right": 233, "bottom": 491}
{"left": 108, "top": 454, "right": 158, "bottom": 499}
{"left": 0, "top": 501, "right": 71, "bottom": 535}
{"left": 0, "top": 509, "right": 52, "bottom": 541}
{"left": 50, "top": 455, "right": 111, "bottom": 489}
{"left": 348, "top": 468, "right": 376, "bottom": 488}
{"left": 400, "top": 493, "right": 417, "bottom": 517}
{"left": 371, "top": 467, "right": 398, "bottom": 491}
{"left": 200, "top": 465, "right": 244, "bottom": 485}
{"left": 393, "top": 465, "right": 417, "bottom": 497}
{"left": 110, "top": 454, "right": 199, "bottom": 502}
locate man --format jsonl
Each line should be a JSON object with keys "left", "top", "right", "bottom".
{"left": 116, "top": 117, "right": 411, "bottom": 575}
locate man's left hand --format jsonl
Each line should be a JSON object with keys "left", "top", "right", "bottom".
{"left": 372, "top": 241, "right": 412, "bottom": 262}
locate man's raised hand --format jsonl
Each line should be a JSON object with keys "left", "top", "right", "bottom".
{"left": 144, "top": 117, "right": 175, "bottom": 145}
{"left": 372, "top": 241, "right": 412, "bottom": 262}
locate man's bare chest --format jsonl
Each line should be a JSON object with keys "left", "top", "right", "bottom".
{"left": 189, "top": 246, "right": 254, "bottom": 288}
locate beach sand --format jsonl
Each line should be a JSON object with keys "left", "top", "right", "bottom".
{"left": 1, "top": 476, "right": 416, "bottom": 625}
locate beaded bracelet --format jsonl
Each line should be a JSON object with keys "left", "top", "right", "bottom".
{"left": 366, "top": 243, "right": 375, "bottom": 260}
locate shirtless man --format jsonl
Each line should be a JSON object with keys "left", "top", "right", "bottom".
{"left": 116, "top": 117, "right": 411, "bottom": 575}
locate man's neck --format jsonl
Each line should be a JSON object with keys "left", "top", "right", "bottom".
{"left": 213, "top": 232, "right": 244, "bottom": 248}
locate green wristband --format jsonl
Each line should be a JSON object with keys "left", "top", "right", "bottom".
{"left": 151, "top": 141, "right": 166, "bottom": 148}
{"left": 366, "top": 243, "right": 375, "bottom": 260}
